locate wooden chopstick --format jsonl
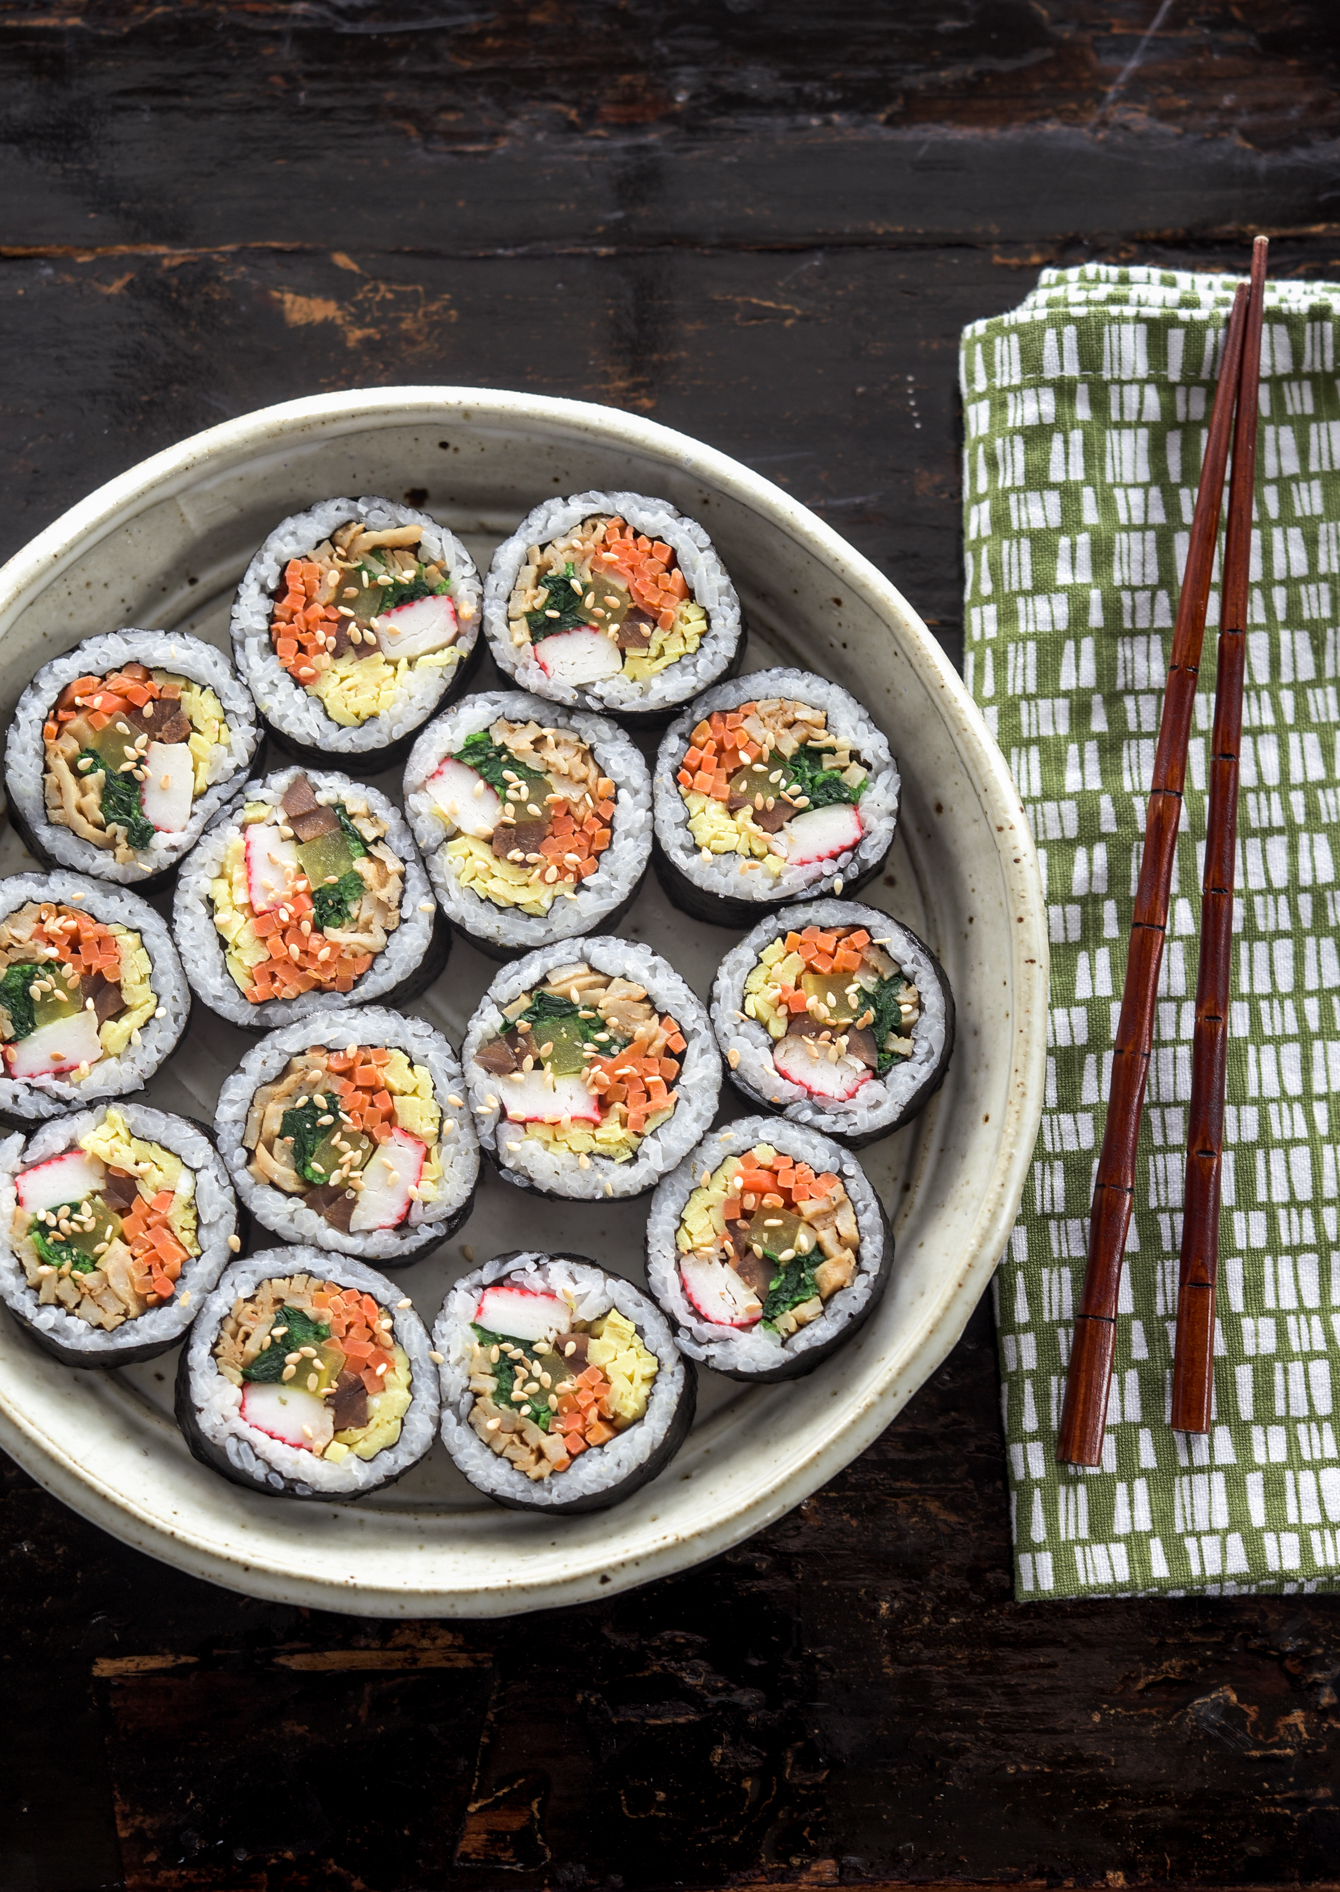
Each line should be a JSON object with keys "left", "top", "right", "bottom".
{"left": 1170, "top": 235, "right": 1270, "bottom": 1432}
{"left": 1055, "top": 273, "right": 1251, "bottom": 1468}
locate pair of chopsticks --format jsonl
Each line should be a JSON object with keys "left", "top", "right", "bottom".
{"left": 1057, "top": 237, "right": 1268, "bottom": 1467}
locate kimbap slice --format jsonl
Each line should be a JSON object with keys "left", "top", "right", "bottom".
{"left": 713, "top": 901, "right": 954, "bottom": 1147}
{"left": 176, "top": 1247, "right": 439, "bottom": 1499}
{"left": 435, "top": 1251, "right": 695, "bottom": 1513}
{"left": 403, "top": 689, "right": 652, "bottom": 960}
{"left": 230, "top": 496, "right": 483, "bottom": 769}
{"left": 5, "top": 632, "right": 261, "bottom": 891}
{"left": 173, "top": 764, "right": 446, "bottom": 1029}
{"left": 645, "top": 1116, "right": 891, "bottom": 1382}
{"left": 215, "top": 1005, "right": 479, "bottom": 1263}
{"left": 652, "top": 668, "right": 900, "bottom": 927}
{"left": 0, "top": 1103, "right": 238, "bottom": 1368}
{"left": 463, "top": 936, "right": 721, "bottom": 1201}
{"left": 0, "top": 872, "right": 189, "bottom": 1127}
{"left": 484, "top": 491, "right": 742, "bottom": 726}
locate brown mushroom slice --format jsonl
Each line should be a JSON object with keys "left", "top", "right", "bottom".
{"left": 100, "top": 1168, "right": 142, "bottom": 1214}
{"left": 330, "top": 1368, "right": 369, "bottom": 1432}
{"left": 280, "top": 775, "right": 321, "bottom": 821}
{"left": 843, "top": 1026, "right": 880, "bottom": 1070}
{"left": 475, "top": 1029, "right": 528, "bottom": 1077}
{"left": 751, "top": 796, "right": 800, "bottom": 835}
{"left": 123, "top": 698, "right": 192, "bottom": 746}
{"left": 492, "top": 818, "right": 550, "bottom": 861}
{"left": 305, "top": 1182, "right": 358, "bottom": 1233}
{"left": 728, "top": 1245, "right": 774, "bottom": 1302}
{"left": 81, "top": 970, "right": 124, "bottom": 1026}
{"left": 555, "top": 1330, "right": 590, "bottom": 1371}
{"left": 290, "top": 802, "right": 341, "bottom": 845}
{"left": 784, "top": 1013, "right": 831, "bottom": 1042}
{"left": 615, "top": 609, "right": 655, "bottom": 652}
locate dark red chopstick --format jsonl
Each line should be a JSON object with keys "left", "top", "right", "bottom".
{"left": 1170, "top": 235, "right": 1269, "bottom": 1432}
{"left": 1055, "top": 275, "right": 1251, "bottom": 1468}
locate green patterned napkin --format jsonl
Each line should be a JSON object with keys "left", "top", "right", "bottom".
{"left": 963, "top": 264, "right": 1340, "bottom": 1597}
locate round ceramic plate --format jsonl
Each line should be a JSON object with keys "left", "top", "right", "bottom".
{"left": 0, "top": 389, "right": 1046, "bottom": 1616}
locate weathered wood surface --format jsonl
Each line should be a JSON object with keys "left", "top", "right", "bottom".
{"left": 2, "top": 5, "right": 1340, "bottom": 1889}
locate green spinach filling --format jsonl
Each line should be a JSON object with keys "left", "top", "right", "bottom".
{"left": 471, "top": 1322, "right": 553, "bottom": 1430}
{"left": 358, "top": 556, "right": 450, "bottom": 615}
{"left": 335, "top": 804, "right": 368, "bottom": 861}
{"left": 780, "top": 744, "right": 865, "bottom": 812}
{"left": 866, "top": 974, "right": 912, "bottom": 1076}
{"left": 760, "top": 1251, "right": 820, "bottom": 1330}
{"left": 452, "top": 731, "right": 548, "bottom": 804}
{"left": 0, "top": 962, "right": 39, "bottom": 1042}
{"left": 31, "top": 1208, "right": 100, "bottom": 1276}
{"left": 511, "top": 989, "right": 629, "bottom": 1077}
{"left": 243, "top": 1303, "right": 333, "bottom": 1383}
{"left": 278, "top": 1100, "right": 333, "bottom": 1185}
{"left": 311, "top": 870, "right": 365, "bottom": 932}
{"left": 525, "top": 562, "right": 589, "bottom": 643}
{"left": 77, "top": 748, "right": 155, "bottom": 850}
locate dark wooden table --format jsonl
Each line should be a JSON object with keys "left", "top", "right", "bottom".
{"left": 4, "top": 5, "right": 1340, "bottom": 1887}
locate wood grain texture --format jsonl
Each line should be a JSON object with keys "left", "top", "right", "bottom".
{"left": 2, "top": 4, "right": 1340, "bottom": 1888}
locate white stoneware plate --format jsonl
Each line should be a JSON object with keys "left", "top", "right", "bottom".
{"left": 0, "top": 389, "right": 1046, "bottom": 1616}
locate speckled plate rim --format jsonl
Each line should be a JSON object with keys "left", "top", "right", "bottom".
{"left": 0, "top": 387, "right": 1047, "bottom": 1616}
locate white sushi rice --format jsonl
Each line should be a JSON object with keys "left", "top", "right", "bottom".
{"left": 230, "top": 496, "right": 483, "bottom": 757}
{"left": 181, "top": 1245, "right": 439, "bottom": 1498}
{"left": 653, "top": 667, "right": 901, "bottom": 906}
{"left": 462, "top": 935, "right": 722, "bottom": 1200}
{"left": 645, "top": 1115, "right": 886, "bottom": 1376}
{"left": 214, "top": 1004, "right": 480, "bottom": 1261}
{"left": 483, "top": 491, "right": 742, "bottom": 715}
{"left": 0, "top": 1105, "right": 236, "bottom": 1359}
{"left": 0, "top": 871, "right": 190, "bottom": 1125}
{"left": 402, "top": 688, "right": 652, "bottom": 954}
{"left": 712, "top": 900, "right": 952, "bottom": 1138}
{"left": 435, "top": 1252, "right": 690, "bottom": 1510}
{"left": 172, "top": 763, "right": 437, "bottom": 1030}
{"left": 5, "top": 631, "right": 260, "bottom": 883}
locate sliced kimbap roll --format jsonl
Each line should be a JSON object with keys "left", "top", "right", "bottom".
{"left": 646, "top": 1116, "right": 891, "bottom": 1382}
{"left": 176, "top": 1246, "right": 439, "bottom": 1499}
{"left": 0, "top": 872, "right": 189, "bottom": 1127}
{"left": 462, "top": 937, "right": 721, "bottom": 1201}
{"left": 712, "top": 901, "right": 954, "bottom": 1147}
{"left": 173, "top": 763, "right": 446, "bottom": 1029}
{"left": 5, "top": 632, "right": 261, "bottom": 891}
{"left": 0, "top": 1103, "right": 238, "bottom": 1368}
{"left": 484, "top": 491, "right": 742, "bottom": 726}
{"left": 230, "top": 496, "right": 483, "bottom": 769}
{"left": 403, "top": 688, "right": 652, "bottom": 960}
{"left": 653, "top": 668, "right": 900, "bottom": 927}
{"left": 215, "top": 1005, "right": 479, "bottom": 1263}
{"left": 435, "top": 1250, "right": 695, "bottom": 1513}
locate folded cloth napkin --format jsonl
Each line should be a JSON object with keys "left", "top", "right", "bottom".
{"left": 963, "top": 263, "right": 1340, "bottom": 1598}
